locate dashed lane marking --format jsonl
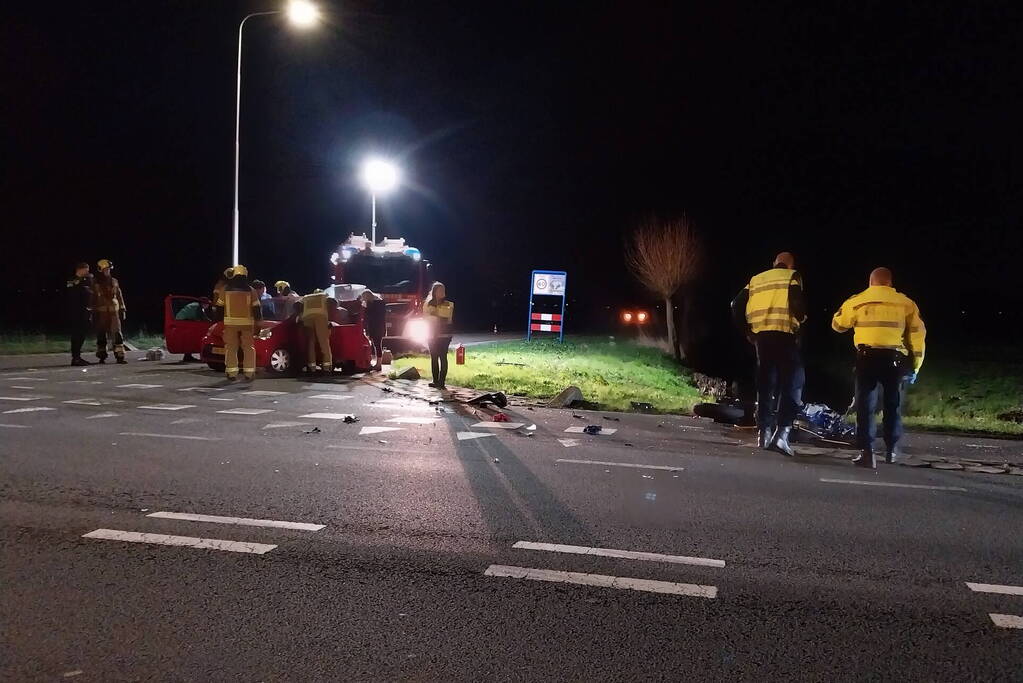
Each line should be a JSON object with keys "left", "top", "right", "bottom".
{"left": 307, "top": 394, "right": 353, "bottom": 401}
{"left": 63, "top": 398, "right": 121, "bottom": 406}
{"left": 138, "top": 404, "right": 195, "bottom": 411}
{"left": 820, "top": 478, "right": 967, "bottom": 492}
{"left": 556, "top": 459, "right": 682, "bottom": 472}
{"left": 3, "top": 407, "right": 56, "bottom": 414}
{"left": 119, "top": 432, "right": 219, "bottom": 441}
{"left": 209, "top": 397, "right": 235, "bottom": 401}
{"left": 484, "top": 565, "right": 717, "bottom": 598}
{"left": 116, "top": 384, "right": 163, "bottom": 389}
{"left": 471, "top": 421, "right": 526, "bottom": 429}
{"left": 147, "top": 511, "right": 324, "bottom": 531}
{"left": 512, "top": 541, "right": 725, "bottom": 568}
{"left": 7, "top": 377, "right": 47, "bottom": 382}
{"left": 242, "top": 390, "right": 289, "bottom": 397}
{"left": 359, "top": 426, "right": 404, "bottom": 435}
{"left": 0, "top": 423, "right": 30, "bottom": 429}
{"left": 564, "top": 426, "right": 618, "bottom": 435}
{"left": 87, "top": 412, "right": 120, "bottom": 419}
{"left": 386, "top": 416, "right": 439, "bottom": 425}
{"left": 299, "top": 413, "right": 357, "bottom": 420}
{"left": 966, "top": 582, "right": 1023, "bottom": 596}
{"left": 82, "top": 529, "right": 276, "bottom": 554}
{"left": 990, "top": 614, "right": 1023, "bottom": 629}
{"left": 178, "top": 387, "right": 226, "bottom": 393}
{"left": 217, "top": 408, "right": 274, "bottom": 415}
{"left": 0, "top": 395, "right": 49, "bottom": 401}
{"left": 457, "top": 431, "right": 495, "bottom": 441}
{"left": 558, "top": 438, "right": 580, "bottom": 448}
{"left": 262, "top": 421, "right": 312, "bottom": 429}
{"left": 10, "top": 385, "right": 36, "bottom": 389}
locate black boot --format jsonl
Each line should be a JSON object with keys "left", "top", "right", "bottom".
{"left": 853, "top": 448, "right": 876, "bottom": 469}
{"left": 771, "top": 426, "right": 795, "bottom": 457}
{"left": 885, "top": 446, "right": 902, "bottom": 464}
{"left": 757, "top": 428, "right": 773, "bottom": 450}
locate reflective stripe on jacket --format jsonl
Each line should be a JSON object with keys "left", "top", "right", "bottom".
{"left": 301, "top": 291, "right": 328, "bottom": 322}
{"left": 224, "top": 289, "right": 257, "bottom": 326}
{"left": 745, "top": 268, "right": 803, "bottom": 334}
{"left": 832, "top": 285, "right": 926, "bottom": 371}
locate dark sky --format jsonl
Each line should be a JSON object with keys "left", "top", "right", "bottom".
{"left": 3, "top": 1, "right": 1022, "bottom": 349}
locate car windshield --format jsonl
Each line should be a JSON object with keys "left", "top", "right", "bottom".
{"left": 344, "top": 253, "right": 419, "bottom": 294}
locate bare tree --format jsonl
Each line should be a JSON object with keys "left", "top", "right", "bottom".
{"left": 625, "top": 215, "right": 702, "bottom": 359}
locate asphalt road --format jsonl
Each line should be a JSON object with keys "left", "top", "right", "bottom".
{"left": 1, "top": 353, "right": 1021, "bottom": 681}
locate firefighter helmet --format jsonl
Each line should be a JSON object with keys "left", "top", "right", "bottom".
{"left": 275, "top": 280, "right": 290, "bottom": 293}
{"left": 223, "top": 267, "right": 234, "bottom": 279}
{"left": 97, "top": 259, "right": 113, "bottom": 271}
{"left": 232, "top": 264, "right": 249, "bottom": 277}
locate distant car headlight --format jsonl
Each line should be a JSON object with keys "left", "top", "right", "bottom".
{"left": 256, "top": 328, "right": 273, "bottom": 340}
{"left": 636, "top": 311, "right": 649, "bottom": 323}
{"left": 621, "top": 311, "right": 634, "bottom": 323}
{"left": 404, "top": 318, "right": 430, "bottom": 346}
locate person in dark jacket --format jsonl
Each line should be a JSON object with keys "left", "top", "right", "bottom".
{"left": 360, "top": 290, "right": 387, "bottom": 370}
{"left": 66, "top": 262, "right": 93, "bottom": 366}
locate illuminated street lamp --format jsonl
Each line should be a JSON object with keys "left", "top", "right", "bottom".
{"left": 232, "top": 0, "right": 321, "bottom": 264}
{"left": 360, "top": 158, "right": 400, "bottom": 245}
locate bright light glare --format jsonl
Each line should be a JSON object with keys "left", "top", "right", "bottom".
{"left": 405, "top": 318, "right": 430, "bottom": 347}
{"left": 361, "top": 158, "right": 400, "bottom": 194}
{"left": 286, "top": 0, "right": 320, "bottom": 28}
{"left": 637, "top": 311, "right": 648, "bottom": 323}
{"left": 622, "top": 311, "right": 634, "bottom": 323}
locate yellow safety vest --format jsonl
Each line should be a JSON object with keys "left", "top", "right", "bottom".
{"left": 426, "top": 300, "right": 454, "bottom": 322}
{"left": 224, "top": 289, "right": 255, "bottom": 326}
{"left": 745, "top": 268, "right": 801, "bottom": 334}
{"left": 302, "top": 291, "right": 327, "bottom": 322}
{"left": 832, "top": 285, "right": 927, "bottom": 371}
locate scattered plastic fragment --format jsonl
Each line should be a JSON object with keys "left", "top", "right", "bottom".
{"left": 572, "top": 414, "right": 584, "bottom": 419}
{"left": 343, "top": 415, "right": 360, "bottom": 424}
{"left": 493, "top": 413, "right": 510, "bottom": 422}
{"left": 624, "top": 443, "right": 634, "bottom": 447}
{"left": 641, "top": 474, "right": 653, "bottom": 479}
{"left": 583, "top": 425, "right": 602, "bottom": 435}
{"left": 378, "top": 440, "right": 388, "bottom": 444}
{"left": 493, "top": 458, "right": 500, "bottom": 463}
{"left": 140, "top": 508, "right": 149, "bottom": 512}
{"left": 305, "top": 427, "right": 321, "bottom": 434}
{"left": 602, "top": 415, "right": 620, "bottom": 422}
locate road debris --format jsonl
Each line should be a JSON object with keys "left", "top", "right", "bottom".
{"left": 396, "top": 366, "right": 421, "bottom": 380}
{"left": 493, "top": 413, "right": 510, "bottom": 422}
{"left": 602, "top": 415, "right": 620, "bottom": 422}
{"left": 343, "top": 415, "right": 360, "bottom": 424}
{"left": 548, "top": 385, "right": 583, "bottom": 408}
{"left": 305, "top": 427, "right": 321, "bottom": 434}
{"left": 583, "top": 425, "right": 602, "bottom": 435}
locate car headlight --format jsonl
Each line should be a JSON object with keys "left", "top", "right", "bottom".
{"left": 404, "top": 318, "right": 430, "bottom": 346}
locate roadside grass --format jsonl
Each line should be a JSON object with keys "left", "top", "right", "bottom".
{"left": 392, "top": 337, "right": 706, "bottom": 413}
{"left": 0, "top": 331, "right": 166, "bottom": 355}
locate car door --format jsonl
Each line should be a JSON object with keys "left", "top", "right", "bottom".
{"left": 164, "top": 295, "right": 212, "bottom": 354}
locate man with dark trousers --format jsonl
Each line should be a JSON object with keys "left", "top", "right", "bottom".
{"left": 66, "top": 262, "right": 93, "bottom": 366}
{"left": 833, "top": 267, "right": 926, "bottom": 468}
{"left": 731, "top": 252, "right": 807, "bottom": 456}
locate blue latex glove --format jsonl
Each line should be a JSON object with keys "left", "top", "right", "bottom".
{"left": 905, "top": 372, "right": 918, "bottom": 385}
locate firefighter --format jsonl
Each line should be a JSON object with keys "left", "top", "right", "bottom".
{"left": 66, "top": 262, "right": 94, "bottom": 366}
{"left": 273, "top": 280, "right": 301, "bottom": 319}
{"left": 832, "top": 267, "right": 926, "bottom": 468}
{"left": 424, "top": 281, "right": 454, "bottom": 389}
{"left": 91, "top": 259, "right": 128, "bottom": 364}
{"left": 730, "top": 252, "right": 807, "bottom": 455}
{"left": 360, "top": 289, "right": 386, "bottom": 371}
{"left": 301, "top": 288, "right": 333, "bottom": 374}
{"left": 216, "top": 265, "right": 261, "bottom": 382}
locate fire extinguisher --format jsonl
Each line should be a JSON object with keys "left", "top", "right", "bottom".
{"left": 455, "top": 343, "right": 465, "bottom": 365}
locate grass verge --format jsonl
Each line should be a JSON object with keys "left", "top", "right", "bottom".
{"left": 0, "top": 331, "right": 166, "bottom": 355}
{"left": 392, "top": 337, "right": 705, "bottom": 413}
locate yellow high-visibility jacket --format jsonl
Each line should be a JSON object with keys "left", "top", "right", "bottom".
{"left": 425, "top": 300, "right": 454, "bottom": 335}
{"left": 223, "top": 287, "right": 259, "bottom": 326}
{"left": 744, "top": 268, "right": 805, "bottom": 334}
{"left": 832, "top": 285, "right": 926, "bottom": 371}
{"left": 301, "top": 291, "right": 328, "bottom": 322}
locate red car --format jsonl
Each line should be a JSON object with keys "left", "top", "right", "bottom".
{"left": 164, "top": 294, "right": 375, "bottom": 374}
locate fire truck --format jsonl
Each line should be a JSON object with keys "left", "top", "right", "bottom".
{"left": 329, "top": 234, "right": 432, "bottom": 346}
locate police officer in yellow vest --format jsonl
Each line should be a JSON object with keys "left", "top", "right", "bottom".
{"left": 301, "top": 288, "right": 332, "bottom": 374}
{"left": 217, "top": 265, "right": 261, "bottom": 382}
{"left": 833, "top": 267, "right": 926, "bottom": 468}
{"left": 731, "top": 252, "right": 807, "bottom": 455}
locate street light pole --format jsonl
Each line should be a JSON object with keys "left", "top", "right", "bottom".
{"left": 233, "top": 11, "right": 280, "bottom": 266}
{"left": 371, "top": 193, "right": 377, "bottom": 245}
{"left": 360, "top": 158, "right": 400, "bottom": 247}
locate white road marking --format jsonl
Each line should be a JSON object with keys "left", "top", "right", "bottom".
{"left": 326, "top": 443, "right": 441, "bottom": 453}
{"left": 10, "top": 385, "right": 36, "bottom": 389}
{"left": 556, "top": 459, "right": 682, "bottom": 472}
{"left": 457, "top": 431, "right": 496, "bottom": 441}
{"left": 138, "top": 404, "right": 195, "bottom": 411}
{"left": 116, "top": 384, "right": 163, "bottom": 389}
{"left": 484, "top": 565, "right": 716, "bottom": 598}
{"left": 8, "top": 377, "right": 47, "bottom": 381}
{"left": 0, "top": 395, "right": 48, "bottom": 401}
{"left": 171, "top": 417, "right": 202, "bottom": 424}
{"left": 178, "top": 387, "right": 226, "bottom": 393}
{"left": 820, "top": 478, "right": 966, "bottom": 492}
{"left": 0, "top": 423, "right": 30, "bottom": 429}
{"left": 119, "top": 432, "right": 219, "bottom": 441}
{"left": 307, "top": 394, "right": 353, "bottom": 401}
{"left": 965, "top": 443, "right": 1000, "bottom": 449}
{"left": 299, "top": 413, "right": 357, "bottom": 420}
{"left": 63, "top": 398, "right": 121, "bottom": 406}
{"left": 3, "top": 407, "right": 55, "bottom": 414}
{"left": 966, "top": 582, "right": 1023, "bottom": 596}
{"left": 82, "top": 529, "right": 276, "bottom": 554}
{"left": 262, "top": 421, "right": 312, "bottom": 429}
{"left": 386, "top": 416, "right": 438, "bottom": 425}
{"left": 242, "top": 390, "right": 289, "bottom": 397}
{"left": 990, "top": 614, "right": 1023, "bottom": 629}
{"left": 471, "top": 421, "right": 526, "bottom": 429}
{"left": 146, "top": 511, "right": 324, "bottom": 531}
{"left": 564, "top": 426, "right": 618, "bottom": 435}
{"left": 367, "top": 401, "right": 435, "bottom": 412}
{"left": 359, "top": 426, "right": 404, "bottom": 435}
{"left": 512, "top": 541, "right": 725, "bottom": 568}
{"left": 217, "top": 407, "right": 274, "bottom": 415}
{"left": 87, "top": 412, "right": 120, "bottom": 419}
{"left": 558, "top": 438, "right": 580, "bottom": 448}
{"left": 208, "top": 397, "right": 235, "bottom": 401}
